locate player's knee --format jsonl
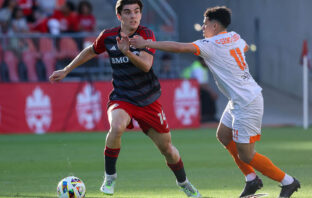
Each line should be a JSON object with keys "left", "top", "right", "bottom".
{"left": 109, "top": 124, "right": 126, "bottom": 137}
{"left": 159, "top": 144, "right": 173, "bottom": 156}
{"left": 237, "top": 152, "right": 253, "bottom": 164}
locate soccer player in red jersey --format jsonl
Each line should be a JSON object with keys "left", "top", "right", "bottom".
{"left": 49, "top": 0, "right": 201, "bottom": 197}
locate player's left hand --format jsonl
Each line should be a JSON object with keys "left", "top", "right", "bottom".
{"left": 49, "top": 69, "right": 68, "bottom": 83}
{"left": 129, "top": 35, "right": 146, "bottom": 49}
{"left": 116, "top": 32, "right": 130, "bottom": 54}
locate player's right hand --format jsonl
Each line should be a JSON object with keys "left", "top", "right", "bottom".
{"left": 116, "top": 32, "right": 130, "bottom": 54}
{"left": 49, "top": 69, "right": 67, "bottom": 83}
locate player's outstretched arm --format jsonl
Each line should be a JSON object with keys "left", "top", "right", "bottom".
{"left": 130, "top": 36, "right": 197, "bottom": 54}
{"left": 117, "top": 32, "right": 153, "bottom": 72}
{"left": 49, "top": 45, "right": 97, "bottom": 83}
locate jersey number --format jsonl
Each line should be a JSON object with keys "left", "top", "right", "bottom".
{"left": 157, "top": 111, "right": 167, "bottom": 125}
{"left": 230, "top": 48, "right": 246, "bottom": 70}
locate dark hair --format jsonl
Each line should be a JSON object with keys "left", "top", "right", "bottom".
{"left": 78, "top": 1, "right": 92, "bottom": 14}
{"left": 2, "top": 0, "right": 15, "bottom": 8}
{"left": 11, "top": 6, "right": 22, "bottom": 19}
{"left": 115, "top": 0, "right": 143, "bottom": 15}
{"left": 66, "top": 1, "right": 76, "bottom": 12}
{"left": 204, "top": 6, "right": 231, "bottom": 28}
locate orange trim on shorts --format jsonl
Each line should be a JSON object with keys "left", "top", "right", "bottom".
{"left": 249, "top": 134, "right": 261, "bottom": 143}
{"left": 192, "top": 43, "right": 200, "bottom": 56}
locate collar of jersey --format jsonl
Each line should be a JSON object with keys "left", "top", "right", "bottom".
{"left": 118, "top": 26, "right": 141, "bottom": 38}
{"left": 217, "top": 31, "right": 227, "bottom": 35}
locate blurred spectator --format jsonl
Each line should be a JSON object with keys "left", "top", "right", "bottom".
{"left": 56, "top": 0, "right": 66, "bottom": 9}
{"left": 35, "top": 0, "right": 65, "bottom": 17}
{"left": 158, "top": 53, "right": 177, "bottom": 79}
{"left": 36, "top": 0, "right": 56, "bottom": 16}
{"left": 0, "top": 0, "right": 17, "bottom": 33}
{"left": 29, "top": 9, "right": 49, "bottom": 33}
{"left": 8, "top": 6, "right": 39, "bottom": 82}
{"left": 50, "top": 1, "right": 79, "bottom": 33}
{"left": 29, "top": 0, "right": 67, "bottom": 34}
{"left": 7, "top": 6, "right": 29, "bottom": 58}
{"left": 17, "top": 0, "right": 35, "bottom": 22}
{"left": 182, "top": 57, "right": 218, "bottom": 122}
{"left": 77, "top": 0, "right": 95, "bottom": 32}
{"left": 11, "top": 6, "right": 29, "bottom": 33}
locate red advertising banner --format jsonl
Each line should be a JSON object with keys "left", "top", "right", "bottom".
{"left": 0, "top": 80, "right": 199, "bottom": 134}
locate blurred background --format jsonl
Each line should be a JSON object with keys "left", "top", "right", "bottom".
{"left": 0, "top": 0, "right": 311, "bottom": 133}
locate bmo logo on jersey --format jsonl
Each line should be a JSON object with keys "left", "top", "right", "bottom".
{"left": 111, "top": 56, "right": 129, "bottom": 64}
{"left": 174, "top": 80, "right": 199, "bottom": 125}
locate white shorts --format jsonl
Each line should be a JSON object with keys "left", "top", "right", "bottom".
{"left": 220, "top": 93, "right": 264, "bottom": 143}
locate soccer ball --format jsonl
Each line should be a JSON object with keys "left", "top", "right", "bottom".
{"left": 57, "top": 176, "right": 86, "bottom": 198}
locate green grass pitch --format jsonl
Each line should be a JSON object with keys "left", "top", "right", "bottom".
{"left": 0, "top": 127, "right": 311, "bottom": 198}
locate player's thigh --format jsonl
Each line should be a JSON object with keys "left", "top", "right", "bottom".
{"left": 107, "top": 106, "right": 131, "bottom": 133}
{"left": 217, "top": 123, "right": 233, "bottom": 146}
{"left": 217, "top": 102, "right": 233, "bottom": 146}
{"left": 236, "top": 142, "right": 256, "bottom": 163}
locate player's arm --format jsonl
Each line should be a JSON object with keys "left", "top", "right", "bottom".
{"left": 130, "top": 35, "right": 198, "bottom": 54}
{"left": 49, "top": 45, "right": 97, "bottom": 83}
{"left": 124, "top": 50, "right": 153, "bottom": 72}
{"left": 117, "top": 32, "right": 153, "bottom": 72}
{"left": 244, "top": 44, "right": 249, "bottom": 52}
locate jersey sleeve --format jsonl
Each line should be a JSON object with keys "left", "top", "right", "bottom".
{"left": 192, "top": 39, "right": 215, "bottom": 59}
{"left": 241, "top": 38, "right": 249, "bottom": 52}
{"left": 139, "top": 28, "right": 156, "bottom": 55}
{"left": 92, "top": 30, "right": 107, "bottom": 54}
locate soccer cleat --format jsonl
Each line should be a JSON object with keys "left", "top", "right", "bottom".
{"left": 177, "top": 179, "right": 201, "bottom": 197}
{"left": 278, "top": 178, "right": 300, "bottom": 198}
{"left": 100, "top": 173, "right": 117, "bottom": 195}
{"left": 240, "top": 176, "right": 263, "bottom": 197}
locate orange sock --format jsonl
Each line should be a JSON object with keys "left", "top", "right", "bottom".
{"left": 249, "top": 152, "right": 285, "bottom": 182}
{"left": 226, "top": 140, "right": 255, "bottom": 176}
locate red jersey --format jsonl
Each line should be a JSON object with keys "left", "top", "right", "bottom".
{"left": 18, "top": 0, "right": 33, "bottom": 16}
{"left": 30, "top": 18, "right": 49, "bottom": 33}
{"left": 78, "top": 14, "right": 96, "bottom": 32}
{"left": 51, "top": 10, "right": 79, "bottom": 32}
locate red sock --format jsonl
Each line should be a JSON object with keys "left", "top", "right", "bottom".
{"left": 167, "top": 158, "right": 186, "bottom": 183}
{"left": 104, "top": 146, "right": 120, "bottom": 175}
{"left": 104, "top": 146, "right": 120, "bottom": 157}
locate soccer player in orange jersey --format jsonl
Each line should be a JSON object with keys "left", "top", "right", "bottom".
{"left": 130, "top": 6, "right": 300, "bottom": 198}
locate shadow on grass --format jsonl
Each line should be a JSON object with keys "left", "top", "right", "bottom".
{"left": 0, "top": 195, "right": 55, "bottom": 198}
{"left": 0, "top": 195, "right": 104, "bottom": 198}
{"left": 0, "top": 194, "right": 217, "bottom": 198}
